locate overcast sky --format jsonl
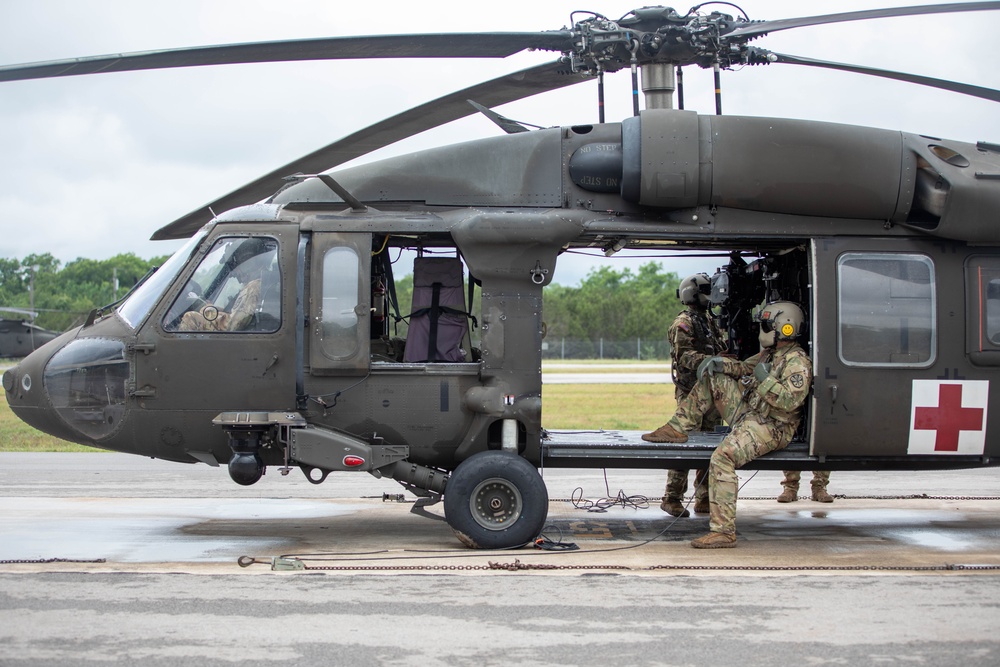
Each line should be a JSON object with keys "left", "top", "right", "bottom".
{"left": 0, "top": 0, "right": 997, "bottom": 285}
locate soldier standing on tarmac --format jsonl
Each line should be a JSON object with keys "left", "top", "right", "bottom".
{"left": 642, "top": 301, "right": 813, "bottom": 549}
{"left": 779, "top": 470, "right": 833, "bottom": 503}
{"left": 642, "top": 273, "right": 725, "bottom": 518}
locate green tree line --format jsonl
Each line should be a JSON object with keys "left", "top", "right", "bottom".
{"left": 0, "top": 253, "right": 168, "bottom": 331}
{"left": 543, "top": 262, "right": 683, "bottom": 341}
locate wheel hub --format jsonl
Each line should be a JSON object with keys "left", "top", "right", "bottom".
{"left": 470, "top": 477, "right": 523, "bottom": 531}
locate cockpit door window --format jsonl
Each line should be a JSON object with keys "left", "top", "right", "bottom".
{"left": 163, "top": 236, "right": 281, "bottom": 333}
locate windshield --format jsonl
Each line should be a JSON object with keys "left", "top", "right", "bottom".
{"left": 117, "top": 230, "right": 207, "bottom": 329}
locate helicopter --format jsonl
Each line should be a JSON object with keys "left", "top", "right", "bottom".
{"left": 0, "top": 309, "right": 60, "bottom": 359}
{"left": 3, "top": 2, "right": 1000, "bottom": 549}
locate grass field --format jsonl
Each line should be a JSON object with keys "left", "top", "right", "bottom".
{"left": 0, "top": 401, "right": 97, "bottom": 452}
{"left": 0, "top": 364, "right": 674, "bottom": 450}
{"left": 541, "top": 384, "right": 676, "bottom": 430}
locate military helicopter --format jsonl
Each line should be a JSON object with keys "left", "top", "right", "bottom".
{"left": 0, "top": 309, "right": 60, "bottom": 359}
{"left": 3, "top": 2, "right": 1000, "bottom": 549}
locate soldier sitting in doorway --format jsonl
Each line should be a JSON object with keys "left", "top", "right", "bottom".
{"left": 642, "top": 301, "right": 813, "bottom": 549}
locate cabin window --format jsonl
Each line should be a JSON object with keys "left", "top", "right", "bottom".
{"left": 318, "top": 246, "right": 361, "bottom": 360}
{"left": 965, "top": 257, "right": 1000, "bottom": 365}
{"left": 837, "top": 253, "right": 936, "bottom": 367}
{"left": 972, "top": 263, "right": 1000, "bottom": 346}
{"left": 163, "top": 236, "right": 281, "bottom": 333}
{"left": 984, "top": 274, "right": 1000, "bottom": 345}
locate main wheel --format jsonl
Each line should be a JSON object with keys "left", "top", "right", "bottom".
{"left": 443, "top": 451, "right": 548, "bottom": 549}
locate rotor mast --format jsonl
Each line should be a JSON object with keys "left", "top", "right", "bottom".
{"left": 640, "top": 63, "right": 676, "bottom": 109}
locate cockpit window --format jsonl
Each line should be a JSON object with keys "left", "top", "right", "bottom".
{"left": 163, "top": 236, "right": 281, "bottom": 333}
{"left": 118, "top": 231, "right": 206, "bottom": 329}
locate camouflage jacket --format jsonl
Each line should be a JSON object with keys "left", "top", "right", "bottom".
{"left": 723, "top": 343, "right": 812, "bottom": 425}
{"left": 669, "top": 308, "right": 726, "bottom": 394}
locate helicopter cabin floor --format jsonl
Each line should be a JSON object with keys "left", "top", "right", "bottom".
{"left": 541, "top": 430, "right": 997, "bottom": 471}
{"left": 542, "top": 429, "right": 809, "bottom": 470}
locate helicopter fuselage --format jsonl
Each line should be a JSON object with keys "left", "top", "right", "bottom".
{"left": 6, "top": 108, "right": 1000, "bottom": 547}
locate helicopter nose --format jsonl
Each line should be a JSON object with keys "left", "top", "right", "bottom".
{"left": 4, "top": 355, "right": 44, "bottom": 406}
{"left": 3, "top": 353, "right": 64, "bottom": 439}
{"left": 4, "top": 337, "right": 130, "bottom": 444}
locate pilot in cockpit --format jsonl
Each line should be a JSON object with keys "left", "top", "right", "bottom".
{"left": 174, "top": 238, "right": 277, "bottom": 332}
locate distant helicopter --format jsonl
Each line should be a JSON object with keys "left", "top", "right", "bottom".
{"left": 3, "top": 3, "right": 1000, "bottom": 549}
{"left": 0, "top": 309, "right": 60, "bottom": 359}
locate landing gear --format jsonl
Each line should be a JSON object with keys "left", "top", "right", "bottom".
{"left": 443, "top": 451, "right": 548, "bottom": 549}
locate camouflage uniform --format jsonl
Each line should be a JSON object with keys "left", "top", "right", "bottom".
{"left": 664, "top": 308, "right": 725, "bottom": 506}
{"left": 664, "top": 342, "right": 812, "bottom": 535}
{"left": 179, "top": 279, "right": 261, "bottom": 332}
{"left": 781, "top": 470, "right": 830, "bottom": 493}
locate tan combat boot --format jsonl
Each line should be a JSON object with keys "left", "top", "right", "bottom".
{"left": 812, "top": 488, "right": 834, "bottom": 503}
{"left": 693, "top": 497, "right": 710, "bottom": 514}
{"left": 660, "top": 499, "right": 690, "bottom": 518}
{"left": 691, "top": 532, "right": 737, "bottom": 549}
{"left": 641, "top": 423, "right": 688, "bottom": 443}
{"left": 777, "top": 487, "right": 798, "bottom": 503}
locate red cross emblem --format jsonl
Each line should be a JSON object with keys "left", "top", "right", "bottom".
{"left": 908, "top": 381, "right": 989, "bottom": 456}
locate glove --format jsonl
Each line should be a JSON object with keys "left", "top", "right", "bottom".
{"left": 753, "top": 361, "right": 772, "bottom": 383}
{"left": 697, "top": 356, "right": 726, "bottom": 380}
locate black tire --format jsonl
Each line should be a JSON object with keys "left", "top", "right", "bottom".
{"left": 443, "top": 451, "right": 548, "bottom": 549}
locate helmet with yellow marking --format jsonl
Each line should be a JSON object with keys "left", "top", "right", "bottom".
{"left": 756, "top": 301, "right": 805, "bottom": 348}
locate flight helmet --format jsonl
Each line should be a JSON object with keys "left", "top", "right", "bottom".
{"left": 757, "top": 301, "right": 806, "bottom": 348}
{"left": 677, "top": 273, "right": 711, "bottom": 309}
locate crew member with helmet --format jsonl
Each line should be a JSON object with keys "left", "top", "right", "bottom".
{"left": 643, "top": 301, "right": 813, "bottom": 548}
{"left": 642, "top": 273, "right": 725, "bottom": 518}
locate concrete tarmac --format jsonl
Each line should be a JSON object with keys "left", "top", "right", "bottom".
{"left": 543, "top": 363, "right": 672, "bottom": 384}
{"left": 2, "top": 453, "right": 1000, "bottom": 665}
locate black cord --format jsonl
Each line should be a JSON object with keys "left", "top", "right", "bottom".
{"left": 570, "top": 486, "right": 651, "bottom": 513}
{"left": 685, "top": 2, "right": 750, "bottom": 21}
{"left": 310, "top": 371, "right": 371, "bottom": 410}
{"left": 534, "top": 525, "right": 580, "bottom": 551}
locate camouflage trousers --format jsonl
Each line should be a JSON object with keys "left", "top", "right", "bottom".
{"left": 667, "top": 373, "right": 797, "bottom": 535}
{"left": 782, "top": 470, "right": 830, "bottom": 491}
{"left": 666, "top": 384, "right": 719, "bottom": 502}
{"left": 666, "top": 468, "right": 709, "bottom": 503}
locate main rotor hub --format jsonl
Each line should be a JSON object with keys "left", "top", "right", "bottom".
{"left": 565, "top": 6, "right": 765, "bottom": 75}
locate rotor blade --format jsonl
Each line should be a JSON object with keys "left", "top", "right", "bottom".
{"left": 467, "top": 100, "right": 534, "bottom": 133}
{"left": 0, "top": 32, "right": 573, "bottom": 83}
{"left": 152, "top": 60, "right": 579, "bottom": 240}
{"left": 726, "top": 2, "right": 1000, "bottom": 39}
{"left": 767, "top": 52, "right": 1000, "bottom": 103}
